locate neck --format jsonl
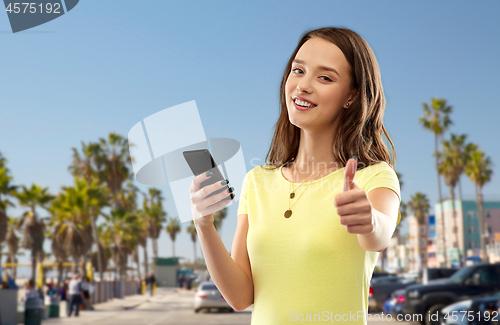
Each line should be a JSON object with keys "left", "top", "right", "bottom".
{"left": 291, "top": 129, "right": 343, "bottom": 177}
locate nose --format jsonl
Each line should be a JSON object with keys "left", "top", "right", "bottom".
{"left": 296, "top": 74, "right": 313, "bottom": 94}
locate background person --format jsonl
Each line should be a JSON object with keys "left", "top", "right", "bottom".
{"left": 147, "top": 272, "right": 156, "bottom": 296}
{"left": 81, "top": 276, "right": 94, "bottom": 310}
{"left": 22, "top": 279, "right": 39, "bottom": 302}
{"left": 67, "top": 274, "right": 83, "bottom": 317}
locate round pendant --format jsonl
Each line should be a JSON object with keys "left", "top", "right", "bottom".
{"left": 290, "top": 193, "right": 295, "bottom": 199}
{"left": 284, "top": 210, "right": 292, "bottom": 218}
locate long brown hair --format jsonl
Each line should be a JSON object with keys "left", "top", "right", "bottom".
{"left": 262, "top": 27, "right": 396, "bottom": 172}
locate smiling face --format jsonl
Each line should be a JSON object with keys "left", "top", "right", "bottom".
{"left": 285, "top": 37, "right": 356, "bottom": 131}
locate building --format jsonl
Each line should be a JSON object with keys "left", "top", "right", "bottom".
{"left": 435, "top": 199, "right": 500, "bottom": 266}
{"left": 426, "top": 215, "right": 438, "bottom": 267}
{"left": 154, "top": 257, "right": 182, "bottom": 287}
{"left": 386, "top": 233, "right": 407, "bottom": 273}
{"left": 408, "top": 214, "right": 429, "bottom": 271}
{"left": 487, "top": 233, "right": 500, "bottom": 263}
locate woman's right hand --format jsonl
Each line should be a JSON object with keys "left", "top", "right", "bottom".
{"left": 190, "top": 172, "right": 235, "bottom": 228}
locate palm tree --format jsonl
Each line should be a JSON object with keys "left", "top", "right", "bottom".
{"left": 103, "top": 207, "right": 139, "bottom": 297}
{"left": 14, "top": 184, "right": 54, "bottom": 281}
{"left": 50, "top": 193, "right": 84, "bottom": 275}
{"left": 419, "top": 97, "right": 453, "bottom": 267}
{"left": 69, "top": 140, "right": 112, "bottom": 281}
{"left": 96, "top": 133, "right": 131, "bottom": 209}
{"left": 464, "top": 144, "right": 493, "bottom": 262}
{"left": 166, "top": 217, "right": 181, "bottom": 257}
{"left": 136, "top": 209, "right": 150, "bottom": 278}
{"left": 133, "top": 210, "right": 148, "bottom": 281}
{"left": 69, "top": 141, "right": 102, "bottom": 182}
{"left": 407, "top": 192, "right": 430, "bottom": 270}
{"left": 48, "top": 221, "right": 68, "bottom": 288}
{"left": 49, "top": 177, "right": 107, "bottom": 275}
{"left": 187, "top": 221, "right": 198, "bottom": 271}
{"left": 0, "top": 152, "right": 18, "bottom": 277}
{"left": 142, "top": 188, "right": 166, "bottom": 258}
{"left": 437, "top": 134, "right": 469, "bottom": 267}
{"left": 6, "top": 217, "right": 20, "bottom": 280}
{"left": 103, "top": 180, "right": 140, "bottom": 296}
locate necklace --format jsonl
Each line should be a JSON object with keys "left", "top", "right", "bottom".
{"left": 284, "top": 162, "right": 335, "bottom": 218}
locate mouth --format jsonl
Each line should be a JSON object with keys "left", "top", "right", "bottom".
{"left": 292, "top": 96, "right": 317, "bottom": 111}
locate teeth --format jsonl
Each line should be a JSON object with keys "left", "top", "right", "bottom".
{"left": 294, "top": 98, "right": 314, "bottom": 107}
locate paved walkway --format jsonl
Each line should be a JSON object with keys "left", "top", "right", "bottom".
{"left": 54, "top": 287, "right": 183, "bottom": 319}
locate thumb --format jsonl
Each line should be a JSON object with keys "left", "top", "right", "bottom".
{"left": 343, "top": 156, "right": 358, "bottom": 192}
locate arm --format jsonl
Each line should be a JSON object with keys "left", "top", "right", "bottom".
{"left": 357, "top": 187, "right": 400, "bottom": 252}
{"left": 195, "top": 213, "right": 254, "bottom": 311}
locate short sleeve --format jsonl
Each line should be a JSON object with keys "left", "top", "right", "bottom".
{"left": 363, "top": 162, "right": 402, "bottom": 225}
{"left": 236, "top": 171, "right": 250, "bottom": 216}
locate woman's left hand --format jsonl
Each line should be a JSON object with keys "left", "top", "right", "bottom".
{"left": 334, "top": 157, "right": 375, "bottom": 235}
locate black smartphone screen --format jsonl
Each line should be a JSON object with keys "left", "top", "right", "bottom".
{"left": 183, "top": 149, "right": 231, "bottom": 200}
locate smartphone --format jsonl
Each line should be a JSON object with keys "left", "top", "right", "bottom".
{"left": 183, "top": 149, "right": 233, "bottom": 200}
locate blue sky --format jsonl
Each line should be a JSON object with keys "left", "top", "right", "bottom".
{"left": 1, "top": 1, "right": 499, "bottom": 275}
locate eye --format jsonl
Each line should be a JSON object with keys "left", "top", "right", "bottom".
{"left": 292, "top": 68, "right": 303, "bottom": 74}
{"left": 320, "top": 76, "right": 333, "bottom": 82}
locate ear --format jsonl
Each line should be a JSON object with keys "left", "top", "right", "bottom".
{"left": 348, "top": 88, "right": 360, "bottom": 103}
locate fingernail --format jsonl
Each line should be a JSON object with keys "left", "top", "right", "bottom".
{"left": 206, "top": 171, "right": 213, "bottom": 177}
{"left": 227, "top": 187, "right": 234, "bottom": 193}
{"left": 220, "top": 179, "right": 229, "bottom": 185}
{"left": 350, "top": 155, "right": 357, "bottom": 160}
{"left": 230, "top": 193, "right": 235, "bottom": 199}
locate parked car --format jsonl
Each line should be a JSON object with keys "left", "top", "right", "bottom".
{"left": 422, "top": 268, "right": 459, "bottom": 285}
{"left": 369, "top": 276, "right": 417, "bottom": 312}
{"left": 383, "top": 288, "right": 405, "bottom": 318}
{"left": 372, "top": 270, "right": 397, "bottom": 278}
{"left": 439, "top": 299, "right": 473, "bottom": 325}
{"left": 194, "top": 281, "right": 234, "bottom": 313}
{"left": 438, "top": 290, "right": 500, "bottom": 325}
{"left": 402, "top": 263, "right": 500, "bottom": 325}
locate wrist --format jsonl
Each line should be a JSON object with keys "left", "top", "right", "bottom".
{"left": 194, "top": 217, "right": 214, "bottom": 231}
{"left": 357, "top": 208, "right": 384, "bottom": 251}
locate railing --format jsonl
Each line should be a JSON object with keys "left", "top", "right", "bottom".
{"left": 91, "top": 279, "right": 141, "bottom": 304}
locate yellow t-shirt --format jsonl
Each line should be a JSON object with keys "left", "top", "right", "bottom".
{"left": 236, "top": 161, "right": 401, "bottom": 324}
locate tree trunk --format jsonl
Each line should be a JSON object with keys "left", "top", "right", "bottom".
{"left": 458, "top": 178, "right": 466, "bottom": 266}
{"left": 72, "top": 256, "right": 79, "bottom": 275}
{"left": 476, "top": 190, "right": 488, "bottom": 262}
{"left": 143, "top": 244, "right": 149, "bottom": 279}
{"left": 81, "top": 254, "right": 87, "bottom": 278}
{"left": 90, "top": 215, "right": 103, "bottom": 282}
{"left": 435, "top": 134, "right": 447, "bottom": 267}
{"left": 10, "top": 254, "right": 17, "bottom": 280}
{"left": 450, "top": 187, "right": 463, "bottom": 267}
{"left": 152, "top": 238, "right": 158, "bottom": 258}
{"left": 172, "top": 240, "right": 175, "bottom": 258}
{"left": 416, "top": 219, "right": 421, "bottom": 271}
{"left": 57, "top": 261, "right": 63, "bottom": 290}
{"left": 136, "top": 246, "right": 141, "bottom": 280}
{"left": 31, "top": 246, "right": 37, "bottom": 282}
{"left": 193, "top": 241, "right": 197, "bottom": 271}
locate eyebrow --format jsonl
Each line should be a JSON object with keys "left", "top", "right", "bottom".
{"left": 292, "top": 59, "right": 340, "bottom": 77}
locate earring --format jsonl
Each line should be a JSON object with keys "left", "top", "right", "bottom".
{"left": 346, "top": 102, "right": 350, "bottom": 107}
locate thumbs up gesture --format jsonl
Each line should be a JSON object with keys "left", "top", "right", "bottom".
{"left": 334, "top": 156, "right": 375, "bottom": 235}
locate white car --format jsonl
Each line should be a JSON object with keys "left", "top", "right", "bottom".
{"left": 439, "top": 299, "right": 472, "bottom": 325}
{"left": 194, "top": 281, "right": 235, "bottom": 313}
